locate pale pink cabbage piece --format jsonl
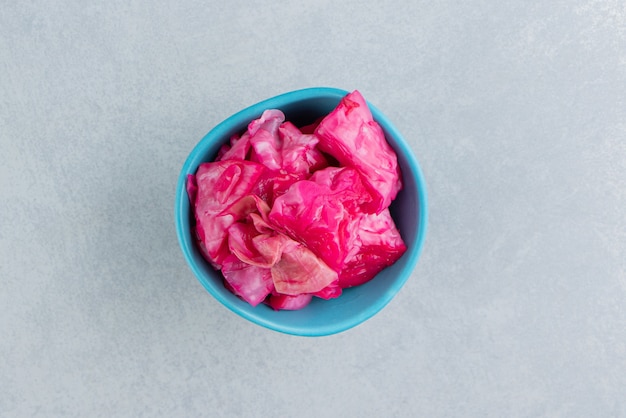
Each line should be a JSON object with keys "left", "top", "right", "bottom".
{"left": 249, "top": 109, "right": 285, "bottom": 170}
{"left": 252, "top": 233, "right": 290, "bottom": 266}
{"left": 221, "top": 254, "right": 274, "bottom": 306}
{"left": 248, "top": 212, "right": 273, "bottom": 234}
{"left": 270, "top": 240, "right": 338, "bottom": 295}
{"left": 227, "top": 209, "right": 290, "bottom": 270}
{"left": 228, "top": 222, "right": 271, "bottom": 268}
{"left": 191, "top": 160, "right": 266, "bottom": 268}
{"left": 315, "top": 90, "right": 402, "bottom": 214}
{"left": 248, "top": 112, "right": 328, "bottom": 175}
{"left": 225, "top": 195, "right": 337, "bottom": 302}
{"left": 278, "top": 121, "right": 328, "bottom": 175}
{"left": 225, "top": 215, "right": 336, "bottom": 304}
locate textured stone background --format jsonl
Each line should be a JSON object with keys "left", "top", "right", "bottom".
{"left": 1, "top": 1, "right": 625, "bottom": 416}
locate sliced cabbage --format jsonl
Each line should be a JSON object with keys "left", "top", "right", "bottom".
{"left": 188, "top": 91, "right": 407, "bottom": 310}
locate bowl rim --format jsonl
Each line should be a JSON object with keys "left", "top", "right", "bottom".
{"left": 175, "top": 87, "right": 428, "bottom": 336}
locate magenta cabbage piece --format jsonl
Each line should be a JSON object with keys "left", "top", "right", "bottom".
{"left": 269, "top": 179, "right": 356, "bottom": 272}
{"left": 339, "top": 209, "right": 407, "bottom": 288}
{"left": 266, "top": 293, "right": 313, "bottom": 311}
{"left": 217, "top": 132, "right": 251, "bottom": 161}
{"left": 315, "top": 90, "right": 402, "bottom": 214}
{"left": 187, "top": 90, "right": 407, "bottom": 310}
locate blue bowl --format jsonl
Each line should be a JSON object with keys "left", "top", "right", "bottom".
{"left": 175, "top": 87, "right": 427, "bottom": 336}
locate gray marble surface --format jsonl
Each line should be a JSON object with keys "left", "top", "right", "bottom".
{"left": 2, "top": 1, "right": 625, "bottom": 416}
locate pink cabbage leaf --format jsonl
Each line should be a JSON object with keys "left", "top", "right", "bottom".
{"left": 314, "top": 90, "right": 402, "bottom": 214}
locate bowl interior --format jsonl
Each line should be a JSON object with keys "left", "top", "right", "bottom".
{"left": 175, "top": 87, "right": 427, "bottom": 336}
